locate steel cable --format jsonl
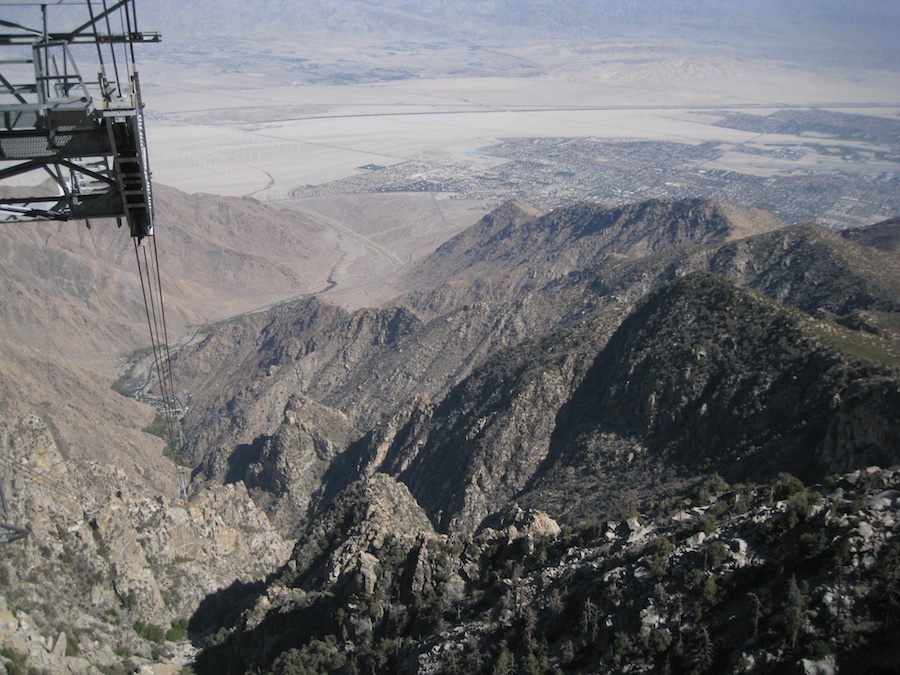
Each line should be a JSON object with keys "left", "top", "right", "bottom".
{"left": 133, "top": 235, "right": 187, "bottom": 499}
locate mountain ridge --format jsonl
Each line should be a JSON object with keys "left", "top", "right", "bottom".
{"left": 182, "top": 194, "right": 900, "bottom": 672}
{"left": 400, "top": 198, "right": 784, "bottom": 307}
{"left": 178, "top": 198, "right": 900, "bottom": 539}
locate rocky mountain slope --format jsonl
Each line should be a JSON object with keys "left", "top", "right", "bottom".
{"left": 0, "top": 186, "right": 343, "bottom": 672}
{"left": 178, "top": 199, "right": 899, "bottom": 532}
{"left": 194, "top": 468, "right": 900, "bottom": 675}
{"left": 1, "top": 189, "right": 899, "bottom": 673}
{"left": 176, "top": 198, "right": 786, "bottom": 463}
{"left": 168, "top": 196, "right": 900, "bottom": 671}
{"left": 0, "top": 184, "right": 341, "bottom": 492}
{"left": 0, "top": 404, "right": 291, "bottom": 674}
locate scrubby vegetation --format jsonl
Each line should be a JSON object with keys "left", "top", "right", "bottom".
{"left": 192, "top": 468, "right": 900, "bottom": 674}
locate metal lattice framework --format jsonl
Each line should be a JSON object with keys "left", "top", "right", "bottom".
{"left": 0, "top": 0, "right": 159, "bottom": 239}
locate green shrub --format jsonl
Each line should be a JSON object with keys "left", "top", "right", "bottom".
{"left": 65, "top": 631, "right": 80, "bottom": 657}
{"left": 783, "top": 576, "right": 807, "bottom": 649}
{"left": 0, "top": 645, "right": 28, "bottom": 675}
{"left": 700, "top": 514, "right": 718, "bottom": 536}
{"left": 560, "top": 639, "right": 576, "bottom": 665}
{"left": 799, "top": 530, "right": 828, "bottom": 559}
{"left": 806, "top": 639, "right": 831, "bottom": 660}
{"left": 693, "top": 473, "right": 730, "bottom": 504}
{"left": 650, "top": 535, "right": 675, "bottom": 577}
{"left": 133, "top": 619, "right": 166, "bottom": 643}
{"left": 111, "top": 376, "right": 135, "bottom": 398}
{"left": 832, "top": 538, "right": 852, "bottom": 565}
{"left": 786, "top": 490, "right": 810, "bottom": 528}
{"left": 772, "top": 473, "right": 805, "bottom": 500}
{"left": 166, "top": 617, "right": 189, "bottom": 642}
{"left": 702, "top": 575, "right": 722, "bottom": 606}
{"left": 492, "top": 644, "right": 514, "bottom": 675}
{"left": 142, "top": 413, "right": 176, "bottom": 457}
{"left": 704, "top": 540, "right": 730, "bottom": 569}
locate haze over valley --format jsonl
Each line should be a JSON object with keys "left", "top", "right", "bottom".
{"left": 127, "top": 0, "right": 900, "bottom": 310}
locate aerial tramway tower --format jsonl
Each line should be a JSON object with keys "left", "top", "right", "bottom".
{"left": 0, "top": 0, "right": 159, "bottom": 238}
{"left": 0, "top": 1, "right": 182, "bottom": 543}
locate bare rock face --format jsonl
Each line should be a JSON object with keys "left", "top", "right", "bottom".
{"left": 216, "top": 394, "right": 360, "bottom": 537}
{"left": 89, "top": 481, "right": 293, "bottom": 622}
{"left": 0, "top": 408, "right": 291, "bottom": 673}
{"left": 386, "top": 334, "right": 592, "bottom": 533}
{"left": 193, "top": 466, "right": 900, "bottom": 675}
{"left": 816, "top": 379, "right": 900, "bottom": 474}
{"left": 177, "top": 197, "right": 790, "bottom": 477}
{"left": 286, "top": 472, "right": 436, "bottom": 586}
{"left": 193, "top": 473, "right": 448, "bottom": 672}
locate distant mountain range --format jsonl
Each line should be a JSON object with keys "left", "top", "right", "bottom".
{"left": 141, "top": 0, "right": 900, "bottom": 61}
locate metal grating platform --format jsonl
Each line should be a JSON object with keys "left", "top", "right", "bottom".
{"left": 0, "top": 0, "right": 159, "bottom": 239}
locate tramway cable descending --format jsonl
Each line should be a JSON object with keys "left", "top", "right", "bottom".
{"left": 0, "top": 1, "right": 185, "bottom": 541}
{"left": 134, "top": 233, "right": 187, "bottom": 500}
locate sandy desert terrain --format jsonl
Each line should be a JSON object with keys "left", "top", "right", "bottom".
{"left": 143, "top": 38, "right": 899, "bottom": 200}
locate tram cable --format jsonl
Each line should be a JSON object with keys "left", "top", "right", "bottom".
{"left": 133, "top": 234, "right": 188, "bottom": 500}
{"left": 83, "top": 0, "right": 187, "bottom": 500}
{"left": 0, "top": 451, "right": 83, "bottom": 506}
{"left": 86, "top": 0, "right": 188, "bottom": 499}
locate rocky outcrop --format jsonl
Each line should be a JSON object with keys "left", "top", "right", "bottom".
{"left": 195, "top": 473, "right": 439, "bottom": 673}
{"left": 386, "top": 331, "right": 593, "bottom": 532}
{"left": 89, "top": 481, "right": 294, "bottom": 622}
{"left": 0, "top": 409, "right": 291, "bottom": 673}
{"left": 286, "top": 472, "right": 436, "bottom": 585}
{"left": 191, "top": 467, "right": 900, "bottom": 675}
{"left": 215, "top": 394, "right": 360, "bottom": 537}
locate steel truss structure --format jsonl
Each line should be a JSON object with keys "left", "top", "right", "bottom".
{"left": 0, "top": 0, "right": 159, "bottom": 239}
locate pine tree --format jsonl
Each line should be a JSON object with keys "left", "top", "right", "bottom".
{"left": 784, "top": 576, "right": 807, "bottom": 650}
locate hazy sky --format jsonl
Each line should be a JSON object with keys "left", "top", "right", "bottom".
{"left": 134, "top": 1, "right": 899, "bottom": 42}
{"left": 2, "top": 1, "right": 897, "bottom": 69}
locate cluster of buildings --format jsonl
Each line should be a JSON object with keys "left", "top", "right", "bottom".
{"left": 290, "top": 111, "right": 898, "bottom": 229}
